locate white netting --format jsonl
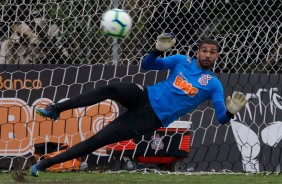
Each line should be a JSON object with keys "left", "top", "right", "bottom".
{"left": 0, "top": 0, "right": 282, "bottom": 173}
{"left": 0, "top": 0, "right": 281, "bottom": 73}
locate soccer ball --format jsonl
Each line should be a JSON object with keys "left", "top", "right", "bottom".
{"left": 100, "top": 9, "right": 132, "bottom": 38}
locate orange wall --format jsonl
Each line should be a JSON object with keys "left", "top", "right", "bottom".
{"left": 0, "top": 98, "right": 119, "bottom": 156}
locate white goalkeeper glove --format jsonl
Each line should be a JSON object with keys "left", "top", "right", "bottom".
{"left": 156, "top": 33, "right": 176, "bottom": 52}
{"left": 226, "top": 91, "right": 248, "bottom": 115}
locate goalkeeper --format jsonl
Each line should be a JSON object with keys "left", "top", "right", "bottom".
{"left": 31, "top": 34, "right": 247, "bottom": 176}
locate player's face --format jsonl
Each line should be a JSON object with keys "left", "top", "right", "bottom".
{"left": 196, "top": 44, "right": 219, "bottom": 70}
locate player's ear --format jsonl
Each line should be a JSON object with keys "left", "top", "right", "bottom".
{"left": 215, "top": 52, "right": 219, "bottom": 60}
{"left": 196, "top": 50, "right": 199, "bottom": 58}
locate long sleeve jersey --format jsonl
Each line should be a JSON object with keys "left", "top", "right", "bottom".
{"left": 142, "top": 53, "right": 231, "bottom": 127}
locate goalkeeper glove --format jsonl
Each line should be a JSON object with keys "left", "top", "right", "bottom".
{"left": 226, "top": 91, "right": 248, "bottom": 115}
{"left": 156, "top": 33, "right": 176, "bottom": 52}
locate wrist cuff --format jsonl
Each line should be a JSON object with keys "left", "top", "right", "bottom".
{"left": 226, "top": 110, "right": 235, "bottom": 119}
{"left": 148, "top": 49, "right": 164, "bottom": 56}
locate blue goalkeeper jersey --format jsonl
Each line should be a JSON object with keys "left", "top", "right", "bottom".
{"left": 142, "top": 54, "right": 229, "bottom": 127}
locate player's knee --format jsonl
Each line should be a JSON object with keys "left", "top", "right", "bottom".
{"left": 107, "top": 83, "right": 120, "bottom": 92}
{"left": 97, "top": 83, "right": 119, "bottom": 95}
{"left": 85, "top": 133, "right": 106, "bottom": 150}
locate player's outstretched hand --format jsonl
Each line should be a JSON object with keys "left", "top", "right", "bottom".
{"left": 156, "top": 33, "right": 176, "bottom": 51}
{"left": 226, "top": 91, "right": 248, "bottom": 115}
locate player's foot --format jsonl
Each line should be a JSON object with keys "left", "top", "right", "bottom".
{"left": 36, "top": 104, "right": 59, "bottom": 120}
{"left": 30, "top": 160, "right": 43, "bottom": 177}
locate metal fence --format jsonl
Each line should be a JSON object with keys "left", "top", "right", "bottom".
{"left": 0, "top": 0, "right": 281, "bottom": 73}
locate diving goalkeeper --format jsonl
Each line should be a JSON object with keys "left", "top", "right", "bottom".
{"left": 31, "top": 33, "right": 247, "bottom": 176}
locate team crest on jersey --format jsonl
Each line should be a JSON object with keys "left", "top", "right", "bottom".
{"left": 198, "top": 74, "right": 212, "bottom": 86}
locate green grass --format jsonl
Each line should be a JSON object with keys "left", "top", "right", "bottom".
{"left": 1, "top": 171, "right": 282, "bottom": 184}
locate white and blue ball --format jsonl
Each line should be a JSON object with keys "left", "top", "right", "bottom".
{"left": 100, "top": 9, "right": 132, "bottom": 38}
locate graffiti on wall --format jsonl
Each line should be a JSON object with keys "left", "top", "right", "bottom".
{"left": 0, "top": 98, "right": 119, "bottom": 156}
{"left": 231, "top": 87, "right": 282, "bottom": 172}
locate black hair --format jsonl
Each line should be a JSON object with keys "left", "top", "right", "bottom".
{"left": 199, "top": 38, "right": 220, "bottom": 52}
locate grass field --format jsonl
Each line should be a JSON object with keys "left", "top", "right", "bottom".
{"left": 1, "top": 171, "right": 282, "bottom": 184}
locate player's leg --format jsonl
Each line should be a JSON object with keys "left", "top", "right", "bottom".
{"left": 32, "top": 101, "right": 162, "bottom": 175}
{"left": 36, "top": 83, "right": 145, "bottom": 120}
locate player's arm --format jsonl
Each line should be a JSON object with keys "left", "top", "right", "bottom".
{"left": 141, "top": 33, "right": 176, "bottom": 70}
{"left": 212, "top": 84, "right": 247, "bottom": 124}
{"left": 213, "top": 101, "right": 234, "bottom": 124}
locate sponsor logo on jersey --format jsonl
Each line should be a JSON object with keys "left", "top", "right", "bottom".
{"left": 173, "top": 75, "right": 198, "bottom": 96}
{"left": 198, "top": 74, "right": 212, "bottom": 86}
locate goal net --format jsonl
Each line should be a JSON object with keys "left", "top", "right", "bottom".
{"left": 0, "top": 0, "right": 281, "bottom": 173}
